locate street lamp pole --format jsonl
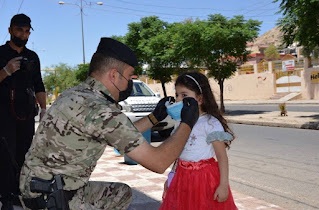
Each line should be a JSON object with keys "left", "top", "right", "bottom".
{"left": 80, "top": 0, "right": 85, "bottom": 64}
{"left": 58, "top": 1, "right": 103, "bottom": 64}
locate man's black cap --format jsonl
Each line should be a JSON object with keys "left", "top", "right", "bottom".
{"left": 96, "top": 38, "right": 138, "bottom": 67}
{"left": 10, "top": 14, "right": 33, "bottom": 30}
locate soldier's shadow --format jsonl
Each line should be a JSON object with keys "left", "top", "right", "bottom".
{"left": 128, "top": 189, "right": 161, "bottom": 210}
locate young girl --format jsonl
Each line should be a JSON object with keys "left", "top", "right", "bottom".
{"left": 160, "top": 72, "right": 237, "bottom": 210}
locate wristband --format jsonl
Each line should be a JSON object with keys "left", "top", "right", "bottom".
{"left": 148, "top": 113, "right": 159, "bottom": 125}
{"left": 3, "top": 66, "right": 11, "bottom": 76}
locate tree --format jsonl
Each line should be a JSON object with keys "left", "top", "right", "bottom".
{"left": 265, "top": 44, "right": 280, "bottom": 60}
{"left": 275, "top": 0, "right": 319, "bottom": 57}
{"left": 42, "top": 63, "right": 78, "bottom": 95}
{"left": 170, "top": 20, "right": 205, "bottom": 70}
{"left": 199, "top": 14, "right": 261, "bottom": 112}
{"left": 75, "top": 63, "right": 90, "bottom": 82}
{"left": 125, "top": 16, "right": 176, "bottom": 96}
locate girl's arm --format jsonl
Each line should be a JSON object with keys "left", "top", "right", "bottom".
{"left": 212, "top": 141, "right": 229, "bottom": 202}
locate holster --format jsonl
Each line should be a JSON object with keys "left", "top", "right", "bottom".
{"left": 24, "top": 175, "right": 75, "bottom": 210}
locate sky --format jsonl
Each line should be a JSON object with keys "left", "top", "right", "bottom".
{"left": 0, "top": 0, "right": 283, "bottom": 69}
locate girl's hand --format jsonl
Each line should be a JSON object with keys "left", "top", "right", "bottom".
{"left": 213, "top": 184, "right": 229, "bottom": 202}
{"left": 162, "top": 180, "right": 168, "bottom": 200}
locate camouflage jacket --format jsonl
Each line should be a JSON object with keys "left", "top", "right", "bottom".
{"left": 20, "top": 77, "right": 145, "bottom": 198}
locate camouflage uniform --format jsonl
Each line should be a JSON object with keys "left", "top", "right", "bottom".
{"left": 20, "top": 77, "right": 145, "bottom": 209}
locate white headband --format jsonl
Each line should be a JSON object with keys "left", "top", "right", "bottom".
{"left": 185, "top": 75, "right": 202, "bottom": 94}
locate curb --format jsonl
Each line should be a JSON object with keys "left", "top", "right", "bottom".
{"left": 222, "top": 100, "right": 319, "bottom": 105}
{"left": 227, "top": 119, "right": 319, "bottom": 130}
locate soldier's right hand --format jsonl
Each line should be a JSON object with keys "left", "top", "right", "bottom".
{"left": 181, "top": 97, "right": 199, "bottom": 129}
{"left": 4, "top": 57, "right": 22, "bottom": 76}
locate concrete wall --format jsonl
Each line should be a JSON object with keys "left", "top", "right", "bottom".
{"left": 301, "top": 60, "right": 319, "bottom": 99}
{"left": 212, "top": 72, "right": 276, "bottom": 100}
{"left": 147, "top": 59, "right": 317, "bottom": 100}
{"left": 148, "top": 72, "right": 276, "bottom": 100}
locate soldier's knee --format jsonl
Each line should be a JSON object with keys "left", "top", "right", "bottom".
{"left": 121, "top": 183, "right": 132, "bottom": 200}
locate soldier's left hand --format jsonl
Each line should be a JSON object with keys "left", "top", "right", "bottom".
{"left": 152, "top": 96, "right": 175, "bottom": 122}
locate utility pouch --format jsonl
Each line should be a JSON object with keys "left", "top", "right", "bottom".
{"left": 29, "top": 175, "right": 71, "bottom": 210}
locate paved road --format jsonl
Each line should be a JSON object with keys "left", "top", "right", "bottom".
{"left": 228, "top": 124, "right": 319, "bottom": 210}
{"left": 225, "top": 104, "right": 319, "bottom": 113}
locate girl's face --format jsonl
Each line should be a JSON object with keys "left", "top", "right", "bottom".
{"left": 175, "top": 85, "right": 202, "bottom": 107}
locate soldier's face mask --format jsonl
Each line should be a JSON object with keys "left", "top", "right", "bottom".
{"left": 166, "top": 101, "right": 183, "bottom": 121}
{"left": 12, "top": 35, "right": 28, "bottom": 47}
{"left": 114, "top": 71, "right": 133, "bottom": 102}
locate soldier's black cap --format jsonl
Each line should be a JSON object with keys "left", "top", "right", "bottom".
{"left": 10, "top": 14, "right": 33, "bottom": 30}
{"left": 96, "top": 37, "right": 138, "bottom": 67}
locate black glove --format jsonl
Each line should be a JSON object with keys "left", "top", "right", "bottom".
{"left": 181, "top": 97, "right": 199, "bottom": 129}
{"left": 152, "top": 96, "right": 175, "bottom": 121}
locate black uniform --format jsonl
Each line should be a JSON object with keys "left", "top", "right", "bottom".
{"left": 0, "top": 41, "right": 45, "bottom": 200}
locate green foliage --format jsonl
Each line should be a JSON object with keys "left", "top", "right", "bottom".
{"left": 42, "top": 63, "right": 79, "bottom": 94}
{"left": 205, "top": 15, "right": 257, "bottom": 80}
{"left": 275, "top": 0, "right": 319, "bottom": 57}
{"left": 75, "top": 63, "right": 90, "bottom": 82}
{"left": 265, "top": 44, "right": 280, "bottom": 60}
{"left": 110, "top": 35, "right": 125, "bottom": 43}
{"left": 169, "top": 14, "right": 261, "bottom": 83}
{"left": 279, "top": 103, "right": 286, "bottom": 111}
{"left": 125, "top": 16, "right": 174, "bottom": 96}
{"left": 120, "top": 14, "right": 261, "bottom": 106}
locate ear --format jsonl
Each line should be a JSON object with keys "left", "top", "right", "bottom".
{"left": 197, "top": 94, "right": 203, "bottom": 106}
{"left": 8, "top": 27, "right": 12, "bottom": 35}
{"left": 108, "top": 68, "right": 118, "bottom": 82}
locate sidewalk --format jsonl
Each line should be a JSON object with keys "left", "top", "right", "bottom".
{"left": 225, "top": 110, "right": 319, "bottom": 130}
{"left": 90, "top": 146, "right": 285, "bottom": 210}
{"left": 223, "top": 99, "right": 319, "bottom": 105}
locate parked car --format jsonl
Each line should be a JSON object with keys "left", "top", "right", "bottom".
{"left": 119, "top": 79, "right": 174, "bottom": 138}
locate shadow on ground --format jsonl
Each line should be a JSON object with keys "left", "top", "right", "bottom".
{"left": 298, "top": 114, "right": 319, "bottom": 120}
{"left": 225, "top": 110, "right": 270, "bottom": 116}
{"left": 128, "top": 189, "right": 161, "bottom": 210}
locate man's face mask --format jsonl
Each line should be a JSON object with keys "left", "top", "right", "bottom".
{"left": 114, "top": 71, "right": 133, "bottom": 102}
{"left": 119, "top": 79, "right": 133, "bottom": 102}
{"left": 12, "top": 35, "right": 28, "bottom": 47}
{"left": 166, "top": 101, "right": 183, "bottom": 121}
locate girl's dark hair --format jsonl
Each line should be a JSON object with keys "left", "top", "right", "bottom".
{"left": 175, "top": 71, "right": 234, "bottom": 148}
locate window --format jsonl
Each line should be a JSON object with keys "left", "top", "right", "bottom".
{"left": 131, "top": 81, "right": 155, "bottom": 96}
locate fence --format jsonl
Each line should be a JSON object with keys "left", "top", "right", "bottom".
{"left": 257, "top": 61, "right": 269, "bottom": 73}
{"left": 311, "top": 58, "right": 319, "bottom": 68}
{"left": 238, "top": 64, "right": 254, "bottom": 75}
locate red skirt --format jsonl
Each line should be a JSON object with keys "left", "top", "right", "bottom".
{"left": 160, "top": 157, "right": 237, "bottom": 210}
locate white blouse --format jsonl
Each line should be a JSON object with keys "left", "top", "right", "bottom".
{"left": 172, "top": 114, "right": 231, "bottom": 162}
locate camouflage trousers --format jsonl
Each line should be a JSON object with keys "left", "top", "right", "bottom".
{"left": 68, "top": 181, "right": 132, "bottom": 210}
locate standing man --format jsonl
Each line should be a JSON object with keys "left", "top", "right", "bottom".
{"left": 0, "top": 14, "right": 46, "bottom": 209}
{"left": 19, "top": 37, "right": 199, "bottom": 210}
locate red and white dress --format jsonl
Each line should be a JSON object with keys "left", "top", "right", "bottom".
{"left": 160, "top": 115, "right": 237, "bottom": 210}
